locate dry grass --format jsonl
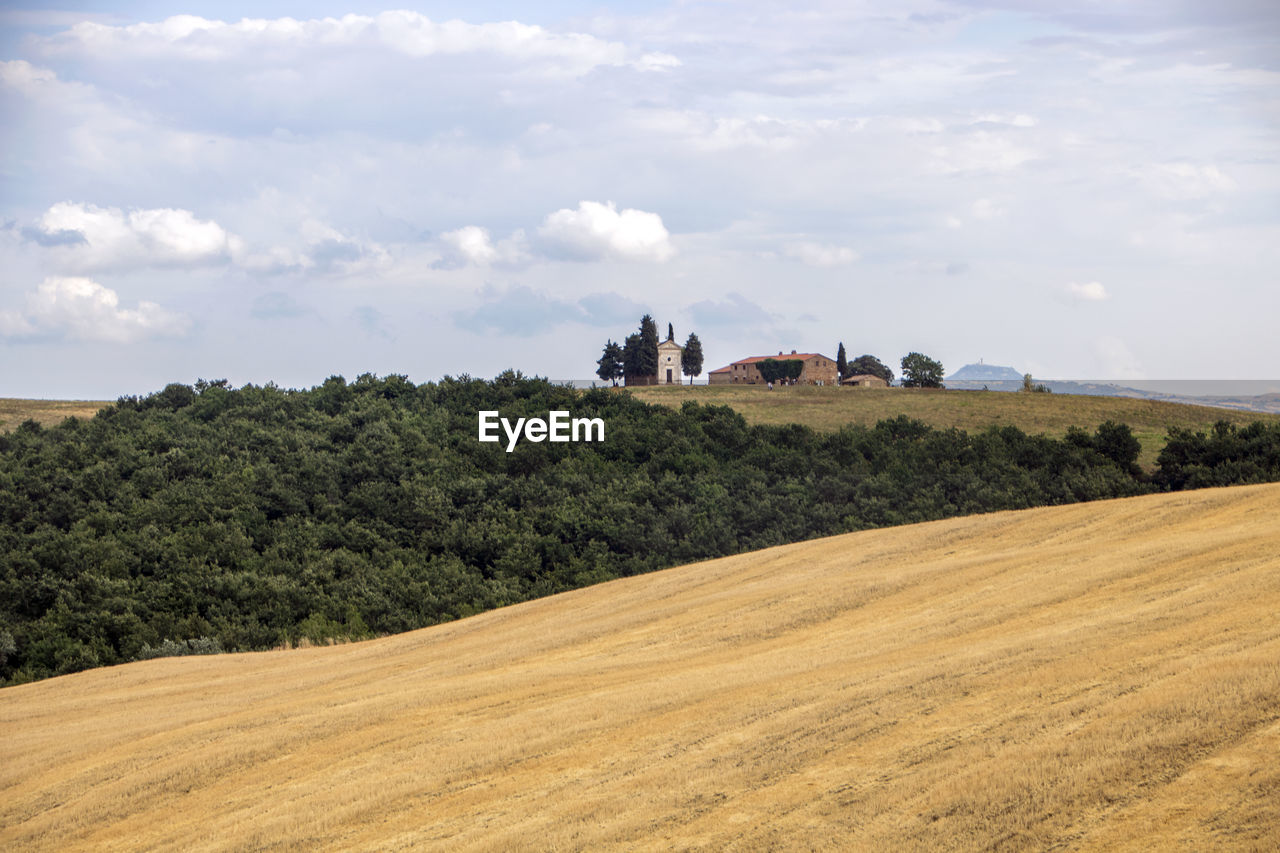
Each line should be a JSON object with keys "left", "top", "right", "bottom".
{"left": 0, "top": 398, "right": 111, "bottom": 432}
{"left": 3, "top": 484, "right": 1280, "bottom": 851}
{"left": 628, "top": 385, "right": 1280, "bottom": 470}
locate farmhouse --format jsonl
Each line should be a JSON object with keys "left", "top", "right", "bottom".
{"left": 841, "top": 374, "right": 888, "bottom": 388}
{"left": 708, "top": 351, "right": 839, "bottom": 386}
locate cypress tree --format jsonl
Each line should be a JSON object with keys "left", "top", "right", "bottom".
{"left": 629, "top": 314, "right": 659, "bottom": 383}
{"left": 681, "top": 333, "right": 704, "bottom": 384}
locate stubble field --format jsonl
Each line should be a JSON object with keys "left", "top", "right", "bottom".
{"left": 0, "top": 398, "right": 110, "bottom": 431}
{"left": 3, "top": 483, "right": 1279, "bottom": 850}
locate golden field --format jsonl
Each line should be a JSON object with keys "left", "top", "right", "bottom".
{"left": 628, "top": 384, "right": 1280, "bottom": 470}
{"left": 0, "top": 398, "right": 110, "bottom": 431}
{"left": 3, "top": 484, "right": 1280, "bottom": 851}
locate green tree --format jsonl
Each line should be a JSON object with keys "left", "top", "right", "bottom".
{"left": 758, "top": 358, "right": 803, "bottom": 384}
{"left": 757, "top": 359, "right": 781, "bottom": 384}
{"left": 681, "top": 333, "right": 704, "bottom": 384}
{"left": 836, "top": 343, "right": 848, "bottom": 380}
{"left": 623, "top": 315, "right": 660, "bottom": 385}
{"left": 849, "top": 354, "right": 893, "bottom": 385}
{"left": 667, "top": 322, "right": 674, "bottom": 341}
{"left": 641, "top": 314, "right": 660, "bottom": 357}
{"left": 1021, "top": 373, "right": 1050, "bottom": 393}
{"left": 1155, "top": 421, "right": 1280, "bottom": 490}
{"left": 900, "top": 352, "right": 944, "bottom": 388}
{"left": 194, "top": 378, "right": 229, "bottom": 394}
{"left": 1093, "top": 420, "right": 1141, "bottom": 472}
{"left": 156, "top": 382, "right": 196, "bottom": 410}
{"left": 596, "top": 340, "right": 624, "bottom": 385}
{"left": 622, "top": 333, "right": 644, "bottom": 382}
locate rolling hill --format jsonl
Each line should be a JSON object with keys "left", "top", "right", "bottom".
{"left": 4, "top": 484, "right": 1278, "bottom": 851}
{"left": 628, "top": 385, "right": 1280, "bottom": 469}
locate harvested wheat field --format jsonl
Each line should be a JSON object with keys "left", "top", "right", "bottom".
{"left": 4, "top": 485, "right": 1280, "bottom": 851}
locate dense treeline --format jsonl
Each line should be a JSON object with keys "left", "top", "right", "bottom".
{"left": 1, "top": 373, "right": 1275, "bottom": 686}
{"left": 1154, "top": 420, "right": 1280, "bottom": 490}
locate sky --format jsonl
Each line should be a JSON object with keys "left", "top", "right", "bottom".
{"left": 2, "top": 1, "right": 1278, "bottom": 398}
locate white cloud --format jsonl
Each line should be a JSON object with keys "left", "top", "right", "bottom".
{"left": 250, "top": 291, "right": 309, "bottom": 320}
{"left": 236, "top": 244, "right": 311, "bottom": 274}
{"left": 443, "top": 225, "right": 498, "bottom": 265}
{"left": 41, "top": 13, "right": 677, "bottom": 76}
{"left": 891, "top": 117, "right": 945, "bottom": 134}
{"left": 944, "top": 198, "right": 1005, "bottom": 229}
{"left": 634, "top": 52, "right": 681, "bottom": 72}
{"left": 26, "top": 202, "right": 387, "bottom": 277}
{"left": 295, "top": 220, "right": 390, "bottom": 276}
{"left": 32, "top": 202, "right": 242, "bottom": 272}
{"left": 1, "top": 59, "right": 122, "bottom": 140}
{"left": 454, "top": 284, "right": 581, "bottom": 336}
{"left": 537, "top": 201, "right": 674, "bottom": 263}
{"left": 1, "top": 60, "right": 170, "bottom": 178}
{"left": 628, "top": 109, "right": 864, "bottom": 152}
{"left": 970, "top": 113, "right": 1036, "bottom": 128}
{"left": 693, "top": 115, "right": 853, "bottom": 152}
{"left": 439, "top": 202, "right": 673, "bottom": 268}
{"left": 783, "top": 242, "right": 859, "bottom": 267}
{"left": 0, "top": 276, "right": 190, "bottom": 343}
{"left": 701, "top": 116, "right": 809, "bottom": 152}
{"left": 1094, "top": 336, "right": 1143, "bottom": 379}
{"left": 438, "top": 225, "right": 530, "bottom": 268}
{"left": 928, "top": 131, "right": 1035, "bottom": 174}
{"left": 970, "top": 198, "right": 1005, "bottom": 220}
{"left": 0, "top": 59, "right": 62, "bottom": 97}
{"left": 869, "top": 54, "right": 1016, "bottom": 97}
{"left": 0, "top": 310, "right": 37, "bottom": 337}
{"left": 1133, "top": 162, "right": 1237, "bottom": 200}
{"left": 687, "top": 292, "right": 772, "bottom": 328}
{"left": 1067, "top": 281, "right": 1109, "bottom": 301}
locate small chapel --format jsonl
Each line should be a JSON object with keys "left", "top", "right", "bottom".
{"left": 656, "top": 324, "right": 683, "bottom": 386}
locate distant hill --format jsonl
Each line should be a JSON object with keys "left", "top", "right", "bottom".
{"left": 946, "top": 362, "right": 1024, "bottom": 381}
{"left": 939, "top": 381, "right": 1280, "bottom": 415}
{"left": 4, "top": 484, "right": 1278, "bottom": 850}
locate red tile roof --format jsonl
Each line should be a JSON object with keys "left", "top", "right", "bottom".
{"left": 725, "top": 353, "right": 830, "bottom": 366}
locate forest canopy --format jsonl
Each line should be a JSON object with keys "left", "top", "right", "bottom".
{"left": 3, "top": 373, "right": 1278, "bottom": 686}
